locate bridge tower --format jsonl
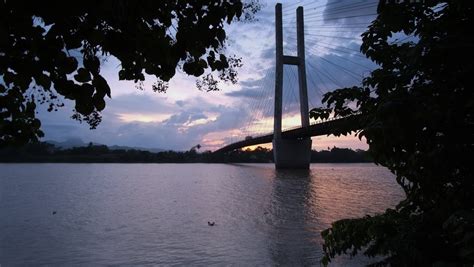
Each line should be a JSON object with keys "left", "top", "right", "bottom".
{"left": 273, "top": 3, "right": 312, "bottom": 169}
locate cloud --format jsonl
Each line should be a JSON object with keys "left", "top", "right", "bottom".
{"left": 175, "top": 100, "right": 186, "bottom": 107}
{"left": 162, "top": 110, "right": 209, "bottom": 126}
{"left": 225, "top": 88, "right": 263, "bottom": 98}
{"left": 322, "top": 0, "right": 378, "bottom": 24}
{"left": 35, "top": 0, "right": 370, "bottom": 151}
{"left": 105, "top": 93, "right": 176, "bottom": 115}
{"left": 98, "top": 102, "right": 251, "bottom": 151}
{"left": 36, "top": 90, "right": 254, "bottom": 151}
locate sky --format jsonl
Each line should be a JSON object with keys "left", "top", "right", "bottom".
{"left": 37, "top": 0, "right": 380, "bottom": 151}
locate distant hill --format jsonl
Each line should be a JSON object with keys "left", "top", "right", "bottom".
{"left": 108, "top": 145, "right": 165, "bottom": 153}
{"left": 45, "top": 138, "right": 165, "bottom": 153}
{"left": 45, "top": 138, "right": 86, "bottom": 149}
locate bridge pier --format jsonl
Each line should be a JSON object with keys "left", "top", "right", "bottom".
{"left": 273, "top": 138, "right": 312, "bottom": 169}
{"left": 273, "top": 3, "right": 312, "bottom": 169}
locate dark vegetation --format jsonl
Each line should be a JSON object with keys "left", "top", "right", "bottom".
{"left": 0, "top": 0, "right": 259, "bottom": 146}
{"left": 0, "top": 142, "right": 371, "bottom": 163}
{"left": 311, "top": 0, "right": 474, "bottom": 265}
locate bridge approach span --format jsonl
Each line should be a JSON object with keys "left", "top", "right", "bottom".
{"left": 214, "top": 114, "right": 364, "bottom": 154}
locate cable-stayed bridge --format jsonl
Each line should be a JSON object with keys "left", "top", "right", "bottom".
{"left": 214, "top": 1, "right": 383, "bottom": 168}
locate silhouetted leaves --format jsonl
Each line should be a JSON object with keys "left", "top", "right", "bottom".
{"left": 309, "top": 107, "right": 331, "bottom": 121}
{"left": 196, "top": 74, "right": 219, "bottom": 92}
{"left": 92, "top": 75, "right": 111, "bottom": 98}
{"left": 34, "top": 74, "right": 51, "bottom": 90}
{"left": 152, "top": 80, "right": 168, "bottom": 93}
{"left": 0, "top": 0, "right": 261, "bottom": 146}
{"left": 84, "top": 55, "right": 100, "bottom": 75}
{"left": 318, "top": 1, "right": 474, "bottom": 265}
{"left": 74, "top": 68, "right": 92, "bottom": 83}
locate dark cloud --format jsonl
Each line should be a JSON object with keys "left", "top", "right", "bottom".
{"left": 175, "top": 100, "right": 186, "bottom": 107}
{"left": 322, "top": 0, "right": 378, "bottom": 24}
{"left": 162, "top": 111, "right": 208, "bottom": 126}
{"left": 260, "top": 46, "right": 275, "bottom": 62}
{"left": 226, "top": 74, "right": 274, "bottom": 99}
{"left": 226, "top": 88, "right": 263, "bottom": 98}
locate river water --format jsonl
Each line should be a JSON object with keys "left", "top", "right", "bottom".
{"left": 0, "top": 163, "right": 403, "bottom": 266}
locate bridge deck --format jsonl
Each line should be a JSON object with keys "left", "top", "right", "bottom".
{"left": 214, "top": 115, "right": 364, "bottom": 153}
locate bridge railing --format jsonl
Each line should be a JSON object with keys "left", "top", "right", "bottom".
{"left": 215, "top": 114, "right": 364, "bottom": 153}
{"left": 229, "top": 114, "right": 362, "bottom": 148}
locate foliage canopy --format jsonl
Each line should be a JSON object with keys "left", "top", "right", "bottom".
{"left": 0, "top": 0, "right": 258, "bottom": 146}
{"left": 310, "top": 0, "right": 474, "bottom": 265}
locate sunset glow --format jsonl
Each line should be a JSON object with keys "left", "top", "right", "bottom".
{"left": 117, "top": 113, "right": 172, "bottom": 123}
{"left": 34, "top": 0, "right": 371, "bottom": 152}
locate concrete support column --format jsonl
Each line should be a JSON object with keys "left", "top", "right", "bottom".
{"left": 273, "top": 138, "right": 312, "bottom": 169}
{"left": 273, "top": 3, "right": 312, "bottom": 169}
{"left": 274, "top": 3, "right": 283, "bottom": 140}
{"left": 297, "top": 6, "right": 310, "bottom": 128}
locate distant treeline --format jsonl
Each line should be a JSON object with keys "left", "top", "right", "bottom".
{"left": 0, "top": 142, "right": 372, "bottom": 163}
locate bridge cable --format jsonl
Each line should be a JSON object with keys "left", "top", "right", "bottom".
{"left": 282, "top": 0, "right": 377, "bottom": 15}
{"left": 305, "top": 64, "right": 325, "bottom": 105}
{"left": 253, "top": 68, "right": 276, "bottom": 137}
{"left": 285, "top": 4, "right": 378, "bottom": 24}
{"left": 241, "top": 68, "right": 273, "bottom": 139}
{"left": 253, "top": 70, "right": 274, "bottom": 135}
{"left": 307, "top": 43, "right": 369, "bottom": 59}
{"left": 306, "top": 60, "right": 345, "bottom": 88}
{"left": 301, "top": 2, "right": 379, "bottom": 20}
{"left": 306, "top": 45, "right": 374, "bottom": 70}
{"left": 284, "top": 42, "right": 370, "bottom": 84}
{"left": 306, "top": 62, "right": 339, "bottom": 91}
{"left": 253, "top": 69, "right": 275, "bottom": 137}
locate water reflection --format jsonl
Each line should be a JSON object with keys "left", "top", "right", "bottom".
{"left": 264, "top": 165, "right": 404, "bottom": 265}
{"left": 268, "top": 169, "right": 322, "bottom": 265}
{"left": 0, "top": 163, "right": 403, "bottom": 265}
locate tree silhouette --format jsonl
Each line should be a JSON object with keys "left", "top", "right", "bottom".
{"left": 311, "top": 1, "right": 474, "bottom": 265}
{"left": 0, "top": 0, "right": 259, "bottom": 146}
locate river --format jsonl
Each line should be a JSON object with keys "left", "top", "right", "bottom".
{"left": 0, "top": 163, "right": 403, "bottom": 266}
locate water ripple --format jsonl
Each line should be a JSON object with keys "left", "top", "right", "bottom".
{"left": 0, "top": 163, "right": 403, "bottom": 265}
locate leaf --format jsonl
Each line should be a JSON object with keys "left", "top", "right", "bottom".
{"left": 216, "top": 28, "right": 226, "bottom": 44}
{"left": 35, "top": 73, "right": 51, "bottom": 90}
{"left": 3, "top": 71, "right": 14, "bottom": 86}
{"left": 63, "top": 57, "right": 78, "bottom": 74}
{"left": 183, "top": 60, "right": 204, "bottom": 77}
{"left": 92, "top": 95, "right": 106, "bottom": 111}
{"left": 74, "top": 68, "right": 91, "bottom": 83}
{"left": 75, "top": 99, "right": 94, "bottom": 115}
{"left": 64, "top": 34, "right": 82, "bottom": 50}
{"left": 54, "top": 79, "right": 75, "bottom": 99}
{"left": 92, "top": 75, "right": 111, "bottom": 98}
{"left": 84, "top": 56, "right": 100, "bottom": 74}
{"left": 80, "top": 83, "right": 95, "bottom": 99}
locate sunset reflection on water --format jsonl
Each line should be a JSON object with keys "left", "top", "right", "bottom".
{"left": 1, "top": 163, "right": 403, "bottom": 265}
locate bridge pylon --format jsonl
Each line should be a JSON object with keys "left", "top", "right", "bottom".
{"left": 273, "top": 3, "right": 312, "bottom": 169}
